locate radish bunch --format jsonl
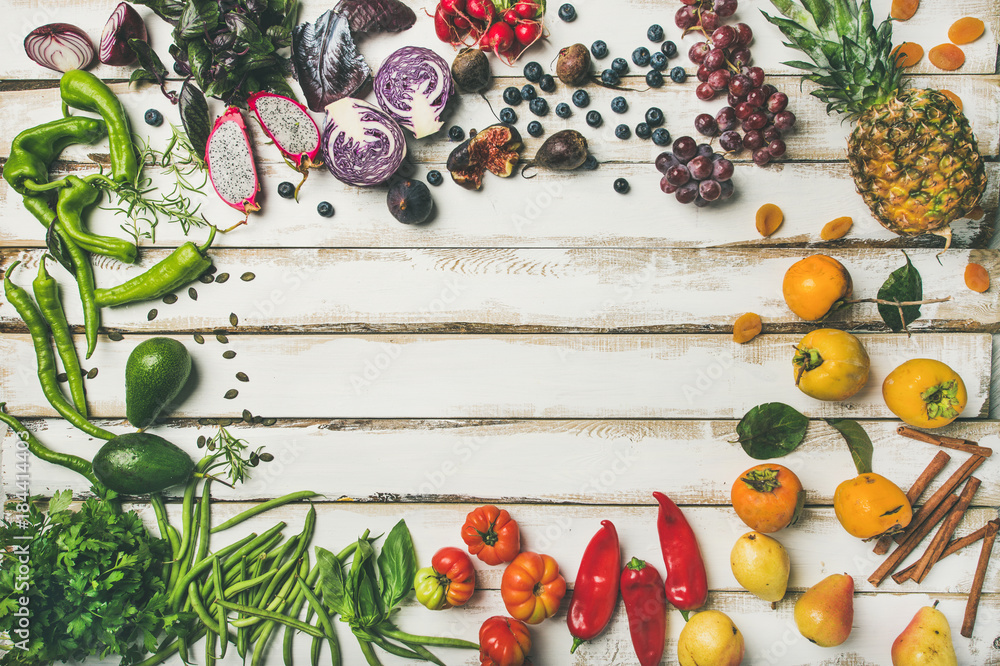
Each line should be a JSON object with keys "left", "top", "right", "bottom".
{"left": 433, "top": 0, "right": 545, "bottom": 64}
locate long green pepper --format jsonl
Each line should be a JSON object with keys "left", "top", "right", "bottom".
{"left": 31, "top": 256, "right": 87, "bottom": 416}
{"left": 56, "top": 174, "right": 138, "bottom": 264}
{"left": 0, "top": 406, "right": 102, "bottom": 488}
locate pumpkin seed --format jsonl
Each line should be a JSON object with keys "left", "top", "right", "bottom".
{"left": 147, "top": 309, "right": 158, "bottom": 321}
{"left": 193, "top": 333, "right": 205, "bottom": 344}
{"left": 217, "top": 418, "right": 234, "bottom": 427}
{"left": 197, "top": 435, "right": 206, "bottom": 448}
{"left": 249, "top": 452, "right": 259, "bottom": 466}
{"left": 206, "top": 265, "right": 218, "bottom": 275}
{"left": 216, "top": 333, "right": 229, "bottom": 344}
{"left": 199, "top": 274, "right": 214, "bottom": 284}
{"left": 259, "top": 452, "right": 274, "bottom": 462}
{"left": 215, "top": 273, "right": 230, "bottom": 283}
{"left": 242, "top": 409, "right": 253, "bottom": 422}
{"left": 163, "top": 294, "right": 178, "bottom": 305}
{"left": 224, "top": 389, "right": 239, "bottom": 399}
{"left": 240, "top": 272, "right": 255, "bottom": 282}
{"left": 108, "top": 331, "right": 124, "bottom": 341}
{"left": 236, "top": 372, "right": 249, "bottom": 383}
{"left": 262, "top": 418, "right": 277, "bottom": 426}
{"left": 56, "top": 372, "right": 68, "bottom": 383}
{"left": 87, "top": 368, "right": 98, "bottom": 379}
{"left": 189, "top": 287, "right": 198, "bottom": 300}
{"left": 230, "top": 313, "right": 239, "bottom": 327}
{"left": 223, "top": 350, "right": 236, "bottom": 359}
{"left": 198, "top": 418, "right": 216, "bottom": 426}
{"left": 252, "top": 415, "right": 263, "bottom": 424}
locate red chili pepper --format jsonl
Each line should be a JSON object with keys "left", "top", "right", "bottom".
{"left": 653, "top": 491, "right": 708, "bottom": 614}
{"left": 567, "top": 520, "right": 620, "bottom": 653}
{"left": 620, "top": 557, "right": 667, "bottom": 666}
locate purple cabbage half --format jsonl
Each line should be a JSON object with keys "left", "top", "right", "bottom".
{"left": 373, "top": 46, "right": 454, "bottom": 140}
{"left": 322, "top": 97, "right": 407, "bottom": 187}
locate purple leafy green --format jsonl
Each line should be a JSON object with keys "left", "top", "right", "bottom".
{"left": 291, "top": 10, "right": 371, "bottom": 112}
{"left": 333, "top": 0, "right": 416, "bottom": 33}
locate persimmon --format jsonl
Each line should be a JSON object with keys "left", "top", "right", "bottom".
{"left": 890, "top": 0, "right": 919, "bottom": 21}
{"left": 793, "top": 329, "right": 870, "bottom": 401}
{"left": 948, "top": 17, "right": 985, "bottom": 45}
{"left": 928, "top": 44, "right": 966, "bottom": 71}
{"left": 892, "top": 42, "right": 923, "bottom": 68}
{"left": 782, "top": 254, "right": 853, "bottom": 321}
{"left": 882, "top": 359, "right": 967, "bottom": 428}
{"left": 834, "top": 473, "right": 912, "bottom": 539}
{"left": 731, "top": 464, "right": 805, "bottom": 533}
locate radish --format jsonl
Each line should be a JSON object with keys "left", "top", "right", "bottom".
{"left": 441, "top": 0, "right": 466, "bottom": 14}
{"left": 481, "top": 21, "right": 515, "bottom": 55}
{"left": 454, "top": 14, "right": 472, "bottom": 29}
{"left": 434, "top": 5, "right": 465, "bottom": 44}
{"left": 503, "top": 8, "right": 520, "bottom": 24}
{"left": 514, "top": 1, "right": 540, "bottom": 18}
{"left": 466, "top": 0, "right": 494, "bottom": 23}
{"left": 514, "top": 20, "right": 542, "bottom": 46}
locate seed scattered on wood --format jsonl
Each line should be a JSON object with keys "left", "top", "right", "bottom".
{"left": 205, "top": 265, "right": 218, "bottom": 275}
{"left": 733, "top": 312, "right": 763, "bottom": 344}
{"left": 821, "top": 216, "right": 853, "bottom": 241}
{"left": 215, "top": 273, "right": 230, "bottom": 283}
{"left": 224, "top": 389, "right": 239, "bottom": 399}
{"left": 928, "top": 43, "right": 965, "bottom": 71}
{"left": 199, "top": 274, "right": 214, "bottom": 284}
{"left": 216, "top": 333, "right": 229, "bottom": 344}
{"left": 223, "top": 350, "right": 237, "bottom": 359}
{"left": 57, "top": 372, "right": 68, "bottom": 383}
{"left": 193, "top": 333, "right": 205, "bottom": 344}
{"left": 240, "top": 272, "right": 255, "bottom": 282}
{"left": 252, "top": 415, "right": 263, "bottom": 424}
{"left": 948, "top": 17, "right": 984, "bottom": 45}
{"left": 755, "top": 203, "right": 784, "bottom": 237}
{"left": 108, "top": 331, "right": 124, "bottom": 341}
{"left": 890, "top": 0, "right": 918, "bottom": 20}
{"left": 243, "top": 409, "right": 253, "bottom": 422}
{"left": 189, "top": 287, "right": 198, "bottom": 300}
{"left": 147, "top": 309, "right": 158, "bottom": 321}
{"left": 263, "top": 418, "right": 277, "bottom": 426}
{"left": 230, "top": 313, "right": 239, "bottom": 327}
{"left": 197, "top": 435, "right": 206, "bottom": 448}
{"left": 87, "top": 368, "right": 99, "bottom": 379}
{"left": 217, "top": 418, "right": 234, "bottom": 427}
{"left": 236, "top": 372, "right": 249, "bottom": 382}
{"left": 162, "top": 294, "right": 178, "bottom": 304}
{"left": 965, "top": 263, "right": 990, "bottom": 293}
{"left": 198, "top": 418, "right": 214, "bottom": 426}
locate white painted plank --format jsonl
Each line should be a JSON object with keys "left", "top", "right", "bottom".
{"left": 7, "top": 417, "right": 1000, "bottom": 506}
{"left": 2, "top": 247, "right": 996, "bottom": 332}
{"left": 1, "top": 0, "right": 997, "bottom": 79}
{"left": 0, "top": 332, "right": 990, "bottom": 419}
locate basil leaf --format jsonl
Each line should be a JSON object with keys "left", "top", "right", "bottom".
{"left": 129, "top": 39, "right": 169, "bottom": 83}
{"left": 46, "top": 223, "right": 76, "bottom": 276}
{"left": 178, "top": 81, "right": 210, "bottom": 160}
{"left": 176, "top": 0, "right": 219, "bottom": 40}
{"left": 315, "top": 547, "right": 350, "bottom": 618}
{"left": 734, "top": 402, "right": 808, "bottom": 459}
{"left": 131, "top": 0, "right": 186, "bottom": 25}
{"left": 826, "top": 418, "right": 874, "bottom": 474}
{"left": 377, "top": 520, "right": 416, "bottom": 612}
{"left": 129, "top": 68, "right": 159, "bottom": 85}
{"left": 877, "top": 252, "right": 922, "bottom": 332}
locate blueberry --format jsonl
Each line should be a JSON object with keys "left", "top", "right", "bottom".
{"left": 645, "top": 107, "right": 664, "bottom": 127}
{"left": 426, "top": 170, "right": 444, "bottom": 186}
{"left": 555, "top": 102, "right": 571, "bottom": 118}
{"left": 652, "top": 128, "right": 672, "bottom": 146}
{"left": 601, "top": 69, "right": 620, "bottom": 86}
{"left": 586, "top": 110, "right": 603, "bottom": 128}
{"left": 448, "top": 125, "right": 465, "bottom": 141}
{"left": 529, "top": 97, "right": 549, "bottom": 116}
{"left": 669, "top": 66, "right": 687, "bottom": 83}
{"left": 538, "top": 74, "right": 556, "bottom": 93}
{"left": 611, "top": 58, "right": 629, "bottom": 76}
{"left": 650, "top": 52, "right": 668, "bottom": 71}
{"left": 317, "top": 201, "right": 334, "bottom": 217}
{"left": 144, "top": 109, "right": 163, "bottom": 127}
{"left": 632, "top": 47, "right": 651, "bottom": 67}
{"left": 558, "top": 3, "right": 576, "bottom": 22}
{"left": 277, "top": 181, "right": 295, "bottom": 198}
{"left": 590, "top": 40, "right": 608, "bottom": 59}
{"left": 526, "top": 120, "right": 544, "bottom": 137}
{"left": 520, "top": 84, "right": 537, "bottom": 101}
{"left": 636, "top": 122, "right": 652, "bottom": 139}
{"left": 661, "top": 40, "right": 677, "bottom": 58}
{"left": 580, "top": 154, "right": 599, "bottom": 170}
{"left": 646, "top": 70, "right": 664, "bottom": 87}
{"left": 572, "top": 89, "right": 590, "bottom": 108}
{"left": 615, "top": 124, "right": 631, "bottom": 140}
{"left": 614, "top": 177, "right": 630, "bottom": 194}
{"left": 611, "top": 96, "right": 628, "bottom": 113}
{"left": 499, "top": 107, "right": 518, "bottom": 124}
{"left": 523, "top": 62, "right": 543, "bottom": 82}
{"left": 503, "top": 86, "right": 522, "bottom": 105}
{"left": 647, "top": 24, "right": 664, "bottom": 42}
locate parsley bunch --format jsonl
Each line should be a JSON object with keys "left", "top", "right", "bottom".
{"left": 0, "top": 491, "right": 181, "bottom": 666}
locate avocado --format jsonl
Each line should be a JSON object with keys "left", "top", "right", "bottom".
{"left": 93, "top": 432, "right": 195, "bottom": 494}
{"left": 125, "top": 337, "right": 192, "bottom": 429}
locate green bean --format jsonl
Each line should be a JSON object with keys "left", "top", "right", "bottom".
{"left": 223, "top": 569, "right": 277, "bottom": 598}
{"left": 164, "top": 525, "right": 181, "bottom": 590}
{"left": 32, "top": 255, "right": 87, "bottom": 416}
{"left": 196, "top": 479, "right": 213, "bottom": 562}
{"left": 3, "top": 262, "right": 112, "bottom": 440}
{"left": 150, "top": 493, "right": 172, "bottom": 551}
{"left": 212, "top": 556, "right": 228, "bottom": 659}
{"left": 210, "top": 491, "right": 320, "bottom": 533}
{"left": 133, "top": 629, "right": 207, "bottom": 666}
{"left": 188, "top": 582, "right": 223, "bottom": 635}
{"left": 216, "top": 600, "right": 324, "bottom": 638}
{"left": 265, "top": 562, "right": 302, "bottom": 613}
{"left": 403, "top": 642, "right": 446, "bottom": 666}
{"left": 310, "top": 636, "right": 322, "bottom": 666}
{"left": 370, "top": 636, "right": 424, "bottom": 661}
{"left": 238, "top": 556, "right": 250, "bottom": 660}
{"left": 296, "top": 578, "right": 340, "bottom": 666}
{"left": 177, "top": 635, "right": 190, "bottom": 665}
{"left": 358, "top": 640, "right": 383, "bottom": 666}
{"left": 376, "top": 623, "right": 479, "bottom": 650}
{"left": 251, "top": 621, "right": 278, "bottom": 666}
{"left": 0, "top": 407, "right": 100, "bottom": 487}
{"left": 253, "top": 535, "right": 300, "bottom": 606}
{"left": 174, "top": 477, "right": 200, "bottom": 566}
{"left": 169, "top": 532, "right": 258, "bottom": 610}
{"left": 56, "top": 225, "right": 100, "bottom": 359}
{"left": 282, "top": 558, "right": 313, "bottom": 666}
{"left": 205, "top": 628, "right": 217, "bottom": 666}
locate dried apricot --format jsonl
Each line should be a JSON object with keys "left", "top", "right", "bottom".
{"left": 928, "top": 43, "right": 966, "bottom": 71}
{"left": 755, "top": 203, "right": 784, "bottom": 237}
{"left": 948, "top": 17, "right": 985, "bottom": 45}
{"left": 968, "top": 206, "right": 985, "bottom": 220}
{"left": 892, "top": 42, "right": 924, "bottom": 68}
{"left": 939, "top": 89, "right": 963, "bottom": 112}
{"left": 821, "top": 217, "right": 853, "bottom": 241}
{"left": 965, "top": 263, "right": 990, "bottom": 292}
{"left": 733, "top": 312, "right": 763, "bottom": 344}
{"left": 890, "top": 0, "right": 919, "bottom": 20}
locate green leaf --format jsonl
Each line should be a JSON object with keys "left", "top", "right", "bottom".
{"left": 733, "top": 402, "right": 809, "bottom": 459}
{"left": 48, "top": 490, "right": 72, "bottom": 515}
{"left": 129, "top": 68, "right": 159, "bottom": 85}
{"left": 129, "top": 39, "right": 169, "bottom": 82}
{"left": 176, "top": 0, "right": 219, "bottom": 40}
{"left": 316, "top": 546, "right": 350, "bottom": 618}
{"left": 877, "top": 252, "right": 923, "bottom": 332}
{"left": 377, "top": 520, "right": 416, "bottom": 612}
{"left": 826, "top": 418, "right": 873, "bottom": 474}
{"left": 178, "top": 81, "right": 210, "bottom": 159}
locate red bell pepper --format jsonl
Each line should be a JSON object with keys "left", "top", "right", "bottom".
{"left": 620, "top": 557, "right": 667, "bottom": 666}
{"left": 567, "top": 520, "right": 620, "bottom": 653}
{"left": 652, "top": 491, "right": 708, "bottom": 615}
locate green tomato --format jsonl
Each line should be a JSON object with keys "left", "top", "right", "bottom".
{"left": 414, "top": 567, "right": 450, "bottom": 611}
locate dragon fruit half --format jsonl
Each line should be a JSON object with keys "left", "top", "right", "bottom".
{"left": 248, "top": 92, "right": 324, "bottom": 198}
{"left": 206, "top": 107, "right": 261, "bottom": 230}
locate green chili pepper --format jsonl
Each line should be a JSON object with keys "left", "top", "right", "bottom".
{"left": 3, "top": 261, "right": 113, "bottom": 440}
{"left": 57, "top": 226, "right": 101, "bottom": 359}
{"left": 56, "top": 175, "right": 138, "bottom": 264}
{"left": 94, "top": 226, "right": 216, "bottom": 307}
{"left": 59, "top": 70, "right": 139, "bottom": 185}
{"left": 0, "top": 404, "right": 102, "bottom": 489}
{"left": 31, "top": 255, "right": 87, "bottom": 416}
{"left": 2, "top": 116, "right": 105, "bottom": 197}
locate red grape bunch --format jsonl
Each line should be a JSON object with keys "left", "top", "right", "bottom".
{"left": 675, "top": 0, "right": 797, "bottom": 166}
{"left": 657, "top": 136, "right": 735, "bottom": 207}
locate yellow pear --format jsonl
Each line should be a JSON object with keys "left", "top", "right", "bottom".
{"left": 891, "top": 603, "right": 958, "bottom": 665}
{"left": 730, "top": 531, "right": 790, "bottom": 603}
{"left": 794, "top": 573, "right": 854, "bottom": 647}
{"left": 677, "top": 610, "right": 745, "bottom": 666}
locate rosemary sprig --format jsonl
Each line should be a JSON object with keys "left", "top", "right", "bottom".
{"left": 197, "top": 425, "right": 273, "bottom": 487}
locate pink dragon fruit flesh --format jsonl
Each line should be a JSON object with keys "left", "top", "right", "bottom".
{"left": 206, "top": 107, "right": 261, "bottom": 228}
{"left": 248, "top": 92, "right": 323, "bottom": 169}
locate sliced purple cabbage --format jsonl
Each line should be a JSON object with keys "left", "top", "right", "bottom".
{"left": 291, "top": 10, "right": 371, "bottom": 112}
{"left": 374, "top": 46, "right": 454, "bottom": 139}
{"left": 333, "top": 0, "right": 416, "bottom": 33}
{"left": 322, "top": 97, "right": 407, "bottom": 187}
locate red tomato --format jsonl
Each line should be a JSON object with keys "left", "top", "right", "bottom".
{"left": 432, "top": 546, "right": 476, "bottom": 607}
{"left": 462, "top": 505, "right": 521, "bottom": 565}
{"left": 500, "top": 552, "right": 566, "bottom": 624}
{"left": 479, "top": 616, "right": 531, "bottom": 666}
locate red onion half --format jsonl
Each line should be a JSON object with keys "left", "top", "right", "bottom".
{"left": 100, "top": 3, "right": 147, "bottom": 66}
{"left": 24, "top": 23, "right": 95, "bottom": 72}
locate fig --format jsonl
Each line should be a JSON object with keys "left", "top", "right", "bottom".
{"left": 556, "top": 43, "right": 591, "bottom": 86}
{"left": 447, "top": 124, "right": 522, "bottom": 190}
{"left": 534, "top": 129, "right": 589, "bottom": 170}
{"left": 387, "top": 178, "right": 434, "bottom": 225}
{"left": 451, "top": 47, "right": 492, "bottom": 94}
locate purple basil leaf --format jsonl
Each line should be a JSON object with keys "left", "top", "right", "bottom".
{"left": 332, "top": 0, "right": 416, "bottom": 33}
{"left": 291, "top": 10, "right": 370, "bottom": 112}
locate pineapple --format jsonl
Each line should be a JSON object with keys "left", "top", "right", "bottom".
{"left": 763, "top": 0, "right": 987, "bottom": 246}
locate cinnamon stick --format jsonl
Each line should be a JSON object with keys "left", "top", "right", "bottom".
{"left": 960, "top": 520, "right": 999, "bottom": 638}
{"left": 873, "top": 450, "right": 951, "bottom": 555}
{"left": 892, "top": 523, "right": 990, "bottom": 583}
{"left": 869, "top": 494, "right": 960, "bottom": 587}
{"left": 894, "top": 454, "right": 985, "bottom": 544}
{"left": 896, "top": 425, "right": 993, "bottom": 457}
{"left": 912, "top": 476, "right": 981, "bottom": 583}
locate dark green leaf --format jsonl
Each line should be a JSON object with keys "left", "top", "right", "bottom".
{"left": 826, "top": 418, "right": 874, "bottom": 474}
{"left": 734, "top": 402, "right": 809, "bottom": 459}
{"left": 316, "top": 546, "right": 350, "bottom": 618}
{"left": 176, "top": 0, "right": 219, "bottom": 40}
{"left": 179, "top": 81, "right": 210, "bottom": 159}
{"left": 129, "top": 39, "right": 169, "bottom": 82}
{"left": 131, "top": 0, "right": 186, "bottom": 25}
{"left": 186, "top": 40, "right": 213, "bottom": 90}
{"left": 377, "top": 520, "right": 416, "bottom": 612}
{"left": 129, "top": 68, "right": 159, "bottom": 85}
{"left": 46, "top": 222, "right": 76, "bottom": 276}
{"left": 877, "top": 252, "right": 922, "bottom": 332}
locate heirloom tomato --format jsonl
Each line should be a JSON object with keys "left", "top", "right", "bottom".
{"left": 479, "top": 616, "right": 532, "bottom": 666}
{"left": 414, "top": 547, "right": 476, "bottom": 610}
{"left": 500, "top": 552, "right": 566, "bottom": 624}
{"left": 462, "top": 505, "right": 521, "bottom": 565}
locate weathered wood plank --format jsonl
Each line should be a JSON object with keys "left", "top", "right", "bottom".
{"left": 7, "top": 418, "right": 999, "bottom": 506}
{"left": 0, "top": 332, "right": 989, "bottom": 419}
{"left": 2, "top": 247, "right": 996, "bottom": 333}
{"left": 0, "top": 162, "right": 996, "bottom": 249}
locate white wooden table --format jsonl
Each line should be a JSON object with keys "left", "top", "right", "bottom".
{"left": 2, "top": 0, "right": 999, "bottom": 663}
